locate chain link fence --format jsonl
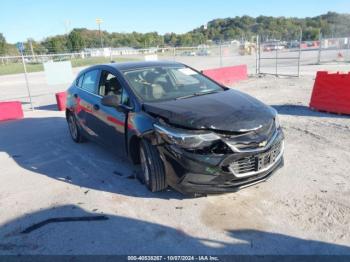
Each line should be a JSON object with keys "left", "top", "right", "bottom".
{"left": 257, "top": 36, "right": 302, "bottom": 77}
{"left": 317, "top": 37, "right": 350, "bottom": 64}
{"left": 257, "top": 34, "right": 350, "bottom": 77}
{"left": 1, "top": 39, "right": 349, "bottom": 111}
{"left": 0, "top": 44, "right": 255, "bottom": 111}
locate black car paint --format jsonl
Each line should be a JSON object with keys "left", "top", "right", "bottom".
{"left": 66, "top": 61, "right": 284, "bottom": 194}
{"left": 158, "top": 130, "right": 284, "bottom": 194}
{"left": 67, "top": 65, "right": 138, "bottom": 156}
{"left": 143, "top": 89, "right": 275, "bottom": 132}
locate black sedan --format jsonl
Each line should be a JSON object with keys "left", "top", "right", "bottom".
{"left": 66, "top": 61, "right": 284, "bottom": 195}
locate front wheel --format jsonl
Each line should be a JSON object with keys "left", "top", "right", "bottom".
{"left": 139, "top": 139, "right": 167, "bottom": 192}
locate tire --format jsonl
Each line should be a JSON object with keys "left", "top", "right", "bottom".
{"left": 67, "top": 112, "right": 86, "bottom": 143}
{"left": 139, "top": 139, "right": 167, "bottom": 192}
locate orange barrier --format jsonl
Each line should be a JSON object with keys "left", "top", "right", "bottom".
{"left": 55, "top": 92, "right": 67, "bottom": 111}
{"left": 202, "top": 65, "right": 248, "bottom": 86}
{"left": 310, "top": 71, "right": 350, "bottom": 115}
{"left": 0, "top": 101, "right": 24, "bottom": 121}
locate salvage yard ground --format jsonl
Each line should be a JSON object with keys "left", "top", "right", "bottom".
{"left": 0, "top": 72, "right": 349, "bottom": 254}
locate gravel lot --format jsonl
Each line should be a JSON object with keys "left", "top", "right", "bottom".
{"left": 0, "top": 69, "right": 350, "bottom": 255}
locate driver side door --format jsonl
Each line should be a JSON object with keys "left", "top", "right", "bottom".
{"left": 88, "top": 70, "right": 130, "bottom": 156}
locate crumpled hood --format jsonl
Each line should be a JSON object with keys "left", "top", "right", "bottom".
{"left": 143, "top": 89, "right": 275, "bottom": 132}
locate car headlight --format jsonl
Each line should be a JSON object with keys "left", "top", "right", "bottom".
{"left": 154, "top": 123, "right": 220, "bottom": 149}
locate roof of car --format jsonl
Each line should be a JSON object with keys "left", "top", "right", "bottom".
{"left": 107, "top": 60, "right": 185, "bottom": 71}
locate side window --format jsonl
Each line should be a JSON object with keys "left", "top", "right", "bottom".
{"left": 81, "top": 70, "right": 99, "bottom": 94}
{"left": 121, "top": 88, "right": 131, "bottom": 106}
{"left": 76, "top": 74, "right": 84, "bottom": 88}
{"left": 99, "top": 70, "right": 132, "bottom": 107}
{"left": 99, "top": 70, "right": 122, "bottom": 98}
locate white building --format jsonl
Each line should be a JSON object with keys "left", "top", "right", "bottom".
{"left": 84, "top": 47, "right": 140, "bottom": 57}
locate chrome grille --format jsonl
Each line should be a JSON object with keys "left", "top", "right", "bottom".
{"left": 230, "top": 156, "right": 256, "bottom": 174}
{"left": 229, "top": 140, "right": 283, "bottom": 177}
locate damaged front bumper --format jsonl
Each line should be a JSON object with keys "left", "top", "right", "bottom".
{"left": 157, "top": 128, "right": 284, "bottom": 195}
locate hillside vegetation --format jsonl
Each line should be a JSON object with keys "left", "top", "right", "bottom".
{"left": 193, "top": 12, "right": 350, "bottom": 42}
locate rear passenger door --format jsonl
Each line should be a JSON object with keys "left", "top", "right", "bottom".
{"left": 74, "top": 69, "right": 101, "bottom": 139}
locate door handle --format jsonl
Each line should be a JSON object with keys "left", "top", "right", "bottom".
{"left": 93, "top": 104, "right": 100, "bottom": 111}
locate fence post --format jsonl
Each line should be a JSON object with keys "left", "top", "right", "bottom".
{"left": 258, "top": 36, "right": 261, "bottom": 75}
{"left": 255, "top": 35, "right": 259, "bottom": 75}
{"left": 21, "top": 53, "right": 34, "bottom": 111}
{"left": 348, "top": 37, "right": 350, "bottom": 62}
{"left": 297, "top": 29, "right": 303, "bottom": 77}
{"left": 275, "top": 45, "right": 278, "bottom": 77}
{"left": 317, "top": 31, "right": 322, "bottom": 64}
{"left": 173, "top": 47, "right": 176, "bottom": 61}
{"left": 219, "top": 41, "right": 223, "bottom": 67}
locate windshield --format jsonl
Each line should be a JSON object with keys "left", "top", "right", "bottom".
{"left": 122, "top": 65, "right": 224, "bottom": 102}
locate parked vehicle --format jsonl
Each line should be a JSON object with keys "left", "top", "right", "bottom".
{"left": 66, "top": 61, "right": 284, "bottom": 195}
{"left": 181, "top": 51, "right": 196, "bottom": 56}
{"left": 196, "top": 49, "right": 211, "bottom": 56}
{"left": 263, "top": 41, "right": 285, "bottom": 52}
{"left": 286, "top": 41, "right": 300, "bottom": 49}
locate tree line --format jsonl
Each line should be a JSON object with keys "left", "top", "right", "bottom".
{"left": 195, "top": 12, "right": 350, "bottom": 42}
{"left": 0, "top": 12, "right": 349, "bottom": 56}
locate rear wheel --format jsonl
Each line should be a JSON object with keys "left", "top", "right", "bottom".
{"left": 67, "top": 112, "right": 85, "bottom": 143}
{"left": 140, "top": 139, "right": 167, "bottom": 192}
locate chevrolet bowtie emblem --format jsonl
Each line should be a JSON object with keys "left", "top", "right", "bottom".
{"left": 259, "top": 141, "right": 267, "bottom": 147}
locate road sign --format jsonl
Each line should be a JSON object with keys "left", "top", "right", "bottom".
{"left": 96, "top": 18, "right": 103, "bottom": 25}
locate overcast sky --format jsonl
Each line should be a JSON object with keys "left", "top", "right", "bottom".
{"left": 1, "top": 0, "right": 350, "bottom": 43}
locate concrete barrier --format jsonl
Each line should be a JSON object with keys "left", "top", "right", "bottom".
{"left": 202, "top": 65, "right": 248, "bottom": 86}
{"left": 55, "top": 92, "right": 67, "bottom": 111}
{"left": 310, "top": 71, "right": 350, "bottom": 115}
{"left": 0, "top": 101, "right": 24, "bottom": 121}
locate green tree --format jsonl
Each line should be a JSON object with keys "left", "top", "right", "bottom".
{"left": 164, "top": 33, "right": 178, "bottom": 46}
{"left": 42, "top": 35, "right": 67, "bottom": 53}
{"left": 0, "top": 33, "right": 6, "bottom": 55}
{"left": 25, "top": 38, "right": 47, "bottom": 55}
{"left": 4, "top": 12, "right": 350, "bottom": 54}
{"left": 67, "top": 30, "right": 85, "bottom": 51}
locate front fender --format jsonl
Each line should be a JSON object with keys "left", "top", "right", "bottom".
{"left": 126, "top": 112, "right": 158, "bottom": 157}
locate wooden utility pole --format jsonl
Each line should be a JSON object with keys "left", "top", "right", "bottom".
{"left": 29, "top": 39, "right": 36, "bottom": 62}
{"left": 96, "top": 18, "right": 104, "bottom": 48}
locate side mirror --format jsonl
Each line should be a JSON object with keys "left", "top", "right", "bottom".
{"left": 101, "top": 95, "right": 120, "bottom": 108}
